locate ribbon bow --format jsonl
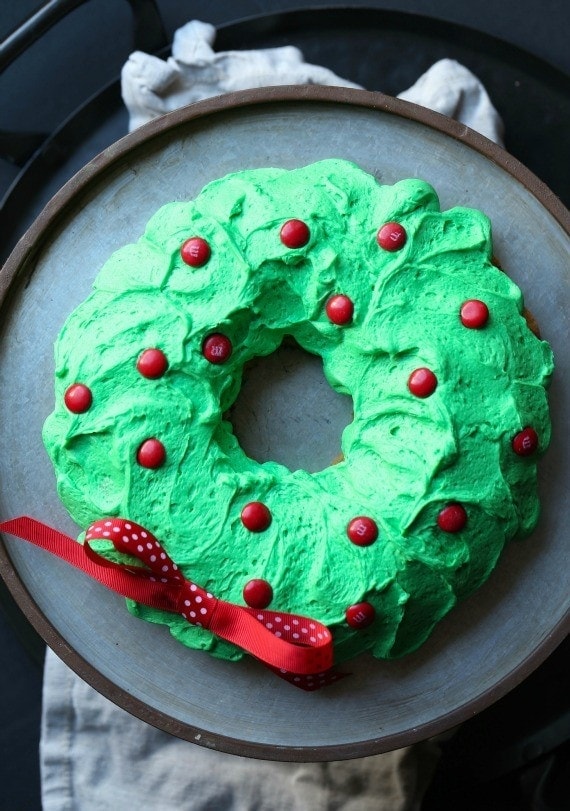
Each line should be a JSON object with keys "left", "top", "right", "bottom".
{"left": 0, "top": 516, "right": 345, "bottom": 690}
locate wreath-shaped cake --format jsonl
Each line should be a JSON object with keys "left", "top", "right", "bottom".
{"left": 43, "top": 159, "right": 553, "bottom": 667}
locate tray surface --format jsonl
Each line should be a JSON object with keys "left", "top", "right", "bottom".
{"left": 0, "top": 87, "right": 569, "bottom": 760}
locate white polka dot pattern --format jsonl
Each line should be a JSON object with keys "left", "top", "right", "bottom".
{"left": 87, "top": 518, "right": 183, "bottom": 581}
{"left": 179, "top": 583, "right": 217, "bottom": 628}
{"left": 86, "top": 517, "right": 340, "bottom": 690}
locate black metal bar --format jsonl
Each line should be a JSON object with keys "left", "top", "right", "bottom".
{"left": 0, "top": 131, "right": 48, "bottom": 167}
{"left": 0, "top": 0, "right": 168, "bottom": 73}
{"left": 0, "top": 0, "right": 168, "bottom": 165}
{"left": 127, "top": 0, "right": 169, "bottom": 53}
{"left": 0, "top": 0, "right": 88, "bottom": 71}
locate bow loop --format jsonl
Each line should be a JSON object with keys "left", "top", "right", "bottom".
{"left": 179, "top": 581, "right": 218, "bottom": 630}
{"left": 86, "top": 518, "right": 184, "bottom": 582}
{"left": 1, "top": 515, "right": 344, "bottom": 690}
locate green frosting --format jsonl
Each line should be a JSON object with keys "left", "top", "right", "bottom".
{"left": 43, "top": 159, "right": 553, "bottom": 664}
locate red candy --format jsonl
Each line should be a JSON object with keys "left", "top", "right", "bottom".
{"left": 437, "top": 503, "right": 467, "bottom": 533}
{"left": 512, "top": 427, "right": 539, "bottom": 456}
{"left": 326, "top": 294, "right": 354, "bottom": 325}
{"left": 136, "top": 438, "right": 166, "bottom": 469}
{"left": 377, "top": 222, "right": 407, "bottom": 251}
{"left": 137, "top": 348, "right": 168, "bottom": 379}
{"left": 408, "top": 367, "right": 438, "bottom": 398}
{"left": 346, "top": 602, "right": 376, "bottom": 629}
{"left": 241, "top": 501, "right": 272, "bottom": 532}
{"left": 180, "top": 237, "right": 211, "bottom": 267}
{"left": 460, "top": 299, "right": 489, "bottom": 329}
{"left": 202, "top": 333, "right": 232, "bottom": 364}
{"left": 280, "top": 219, "right": 310, "bottom": 248}
{"left": 64, "top": 383, "right": 92, "bottom": 413}
{"left": 347, "top": 516, "right": 378, "bottom": 546}
{"left": 243, "top": 579, "right": 273, "bottom": 609}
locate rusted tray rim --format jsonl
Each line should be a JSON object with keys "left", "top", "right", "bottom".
{"left": 0, "top": 85, "right": 568, "bottom": 761}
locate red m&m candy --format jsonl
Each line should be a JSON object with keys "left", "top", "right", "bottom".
{"left": 437, "top": 503, "right": 467, "bottom": 533}
{"left": 243, "top": 579, "right": 273, "bottom": 609}
{"left": 137, "top": 348, "right": 168, "bottom": 379}
{"left": 136, "top": 438, "right": 166, "bottom": 469}
{"left": 202, "top": 333, "right": 232, "bottom": 364}
{"left": 460, "top": 299, "right": 489, "bottom": 329}
{"left": 180, "top": 237, "right": 211, "bottom": 267}
{"left": 408, "top": 367, "right": 438, "bottom": 398}
{"left": 280, "top": 219, "right": 310, "bottom": 248}
{"left": 346, "top": 602, "right": 376, "bottom": 629}
{"left": 377, "top": 222, "right": 407, "bottom": 251}
{"left": 347, "top": 516, "right": 378, "bottom": 546}
{"left": 241, "top": 502, "right": 272, "bottom": 532}
{"left": 64, "top": 383, "right": 92, "bottom": 413}
{"left": 512, "top": 427, "right": 539, "bottom": 456}
{"left": 326, "top": 294, "right": 354, "bottom": 325}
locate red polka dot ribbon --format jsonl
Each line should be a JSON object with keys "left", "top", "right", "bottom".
{"left": 0, "top": 516, "right": 345, "bottom": 691}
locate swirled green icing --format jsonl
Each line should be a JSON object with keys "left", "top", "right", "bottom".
{"left": 43, "top": 159, "right": 553, "bottom": 664}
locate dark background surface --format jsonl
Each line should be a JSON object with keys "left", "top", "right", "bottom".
{"left": 1, "top": 2, "right": 569, "bottom": 809}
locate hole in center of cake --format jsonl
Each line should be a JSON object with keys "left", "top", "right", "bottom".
{"left": 229, "top": 339, "right": 353, "bottom": 473}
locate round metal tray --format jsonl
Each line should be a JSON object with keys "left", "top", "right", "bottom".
{"left": 0, "top": 86, "right": 568, "bottom": 760}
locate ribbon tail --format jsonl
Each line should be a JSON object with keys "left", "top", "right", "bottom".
{"left": 0, "top": 516, "right": 182, "bottom": 611}
{"left": 209, "top": 600, "right": 332, "bottom": 675}
{"left": 1, "top": 516, "right": 347, "bottom": 691}
{"left": 266, "top": 664, "right": 351, "bottom": 691}
{"left": 209, "top": 601, "right": 349, "bottom": 688}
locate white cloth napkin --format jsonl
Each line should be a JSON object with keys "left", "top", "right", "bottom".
{"left": 121, "top": 19, "right": 503, "bottom": 144}
{"left": 41, "top": 19, "right": 502, "bottom": 810}
{"left": 41, "top": 649, "right": 439, "bottom": 811}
